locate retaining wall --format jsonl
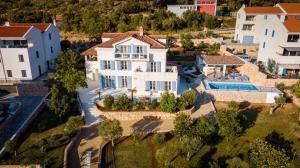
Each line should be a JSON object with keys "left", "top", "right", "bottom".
{"left": 206, "top": 89, "right": 271, "bottom": 103}
{"left": 237, "top": 61, "right": 298, "bottom": 87}
{"left": 99, "top": 107, "right": 195, "bottom": 121}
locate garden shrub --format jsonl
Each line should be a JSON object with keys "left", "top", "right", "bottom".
{"left": 64, "top": 116, "right": 84, "bottom": 136}
{"left": 180, "top": 90, "right": 197, "bottom": 108}
{"left": 150, "top": 99, "right": 159, "bottom": 109}
{"left": 103, "top": 95, "right": 114, "bottom": 109}
{"left": 115, "top": 94, "right": 130, "bottom": 111}
{"left": 132, "top": 101, "right": 144, "bottom": 111}
{"left": 160, "top": 91, "right": 177, "bottom": 113}
{"left": 154, "top": 133, "right": 166, "bottom": 145}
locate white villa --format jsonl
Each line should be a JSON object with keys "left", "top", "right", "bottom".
{"left": 235, "top": 3, "right": 300, "bottom": 76}
{"left": 81, "top": 29, "right": 180, "bottom": 98}
{"left": 0, "top": 22, "right": 61, "bottom": 82}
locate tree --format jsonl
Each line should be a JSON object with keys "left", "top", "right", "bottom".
{"left": 178, "top": 89, "right": 197, "bottom": 110}
{"left": 179, "top": 136, "right": 202, "bottom": 160}
{"left": 4, "top": 139, "right": 17, "bottom": 156}
{"left": 128, "top": 88, "right": 137, "bottom": 102}
{"left": 156, "top": 146, "right": 174, "bottom": 167}
{"left": 293, "top": 80, "right": 300, "bottom": 99}
{"left": 267, "top": 59, "right": 276, "bottom": 74}
{"left": 180, "top": 34, "right": 194, "bottom": 51}
{"left": 47, "top": 85, "right": 76, "bottom": 118}
{"left": 64, "top": 116, "right": 84, "bottom": 135}
{"left": 51, "top": 49, "right": 87, "bottom": 93}
{"left": 98, "top": 119, "right": 123, "bottom": 147}
{"left": 195, "top": 117, "right": 214, "bottom": 142}
{"left": 216, "top": 108, "right": 242, "bottom": 140}
{"left": 226, "top": 157, "right": 249, "bottom": 168}
{"left": 249, "top": 138, "right": 291, "bottom": 168}
{"left": 173, "top": 114, "right": 193, "bottom": 140}
{"left": 159, "top": 91, "right": 177, "bottom": 113}
{"left": 274, "top": 95, "right": 287, "bottom": 108}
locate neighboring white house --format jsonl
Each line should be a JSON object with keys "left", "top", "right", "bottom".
{"left": 234, "top": 3, "right": 300, "bottom": 76}
{"left": 81, "top": 29, "right": 180, "bottom": 98}
{"left": 0, "top": 22, "right": 61, "bottom": 82}
{"left": 167, "top": 5, "right": 197, "bottom": 17}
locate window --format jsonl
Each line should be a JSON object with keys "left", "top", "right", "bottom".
{"left": 150, "top": 62, "right": 157, "bottom": 72}
{"left": 121, "top": 61, "right": 127, "bottom": 70}
{"left": 287, "top": 35, "right": 299, "bottom": 42}
{"left": 50, "top": 46, "right": 53, "bottom": 53}
{"left": 272, "top": 30, "right": 275, "bottom": 37}
{"left": 121, "top": 76, "right": 128, "bottom": 87}
{"left": 150, "top": 81, "right": 156, "bottom": 90}
{"left": 242, "top": 24, "right": 254, "bottom": 31}
{"left": 165, "top": 81, "right": 171, "bottom": 90}
{"left": 21, "top": 70, "right": 27, "bottom": 77}
{"left": 246, "top": 15, "right": 255, "bottom": 21}
{"left": 7, "top": 70, "right": 12, "bottom": 77}
{"left": 36, "top": 51, "right": 39, "bottom": 58}
{"left": 264, "top": 15, "right": 268, "bottom": 20}
{"left": 18, "top": 54, "right": 24, "bottom": 62}
{"left": 121, "top": 45, "right": 128, "bottom": 53}
{"left": 263, "top": 42, "right": 266, "bottom": 48}
{"left": 49, "top": 33, "right": 52, "bottom": 40}
{"left": 238, "top": 13, "right": 241, "bottom": 19}
{"left": 136, "top": 46, "right": 144, "bottom": 53}
{"left": 105, "top": 76, "right": 112, "bottom": 88}
{"left": 104, "top": 61, "right": 111, "bottom": 69}
{"left": 264, "top": 29, "right": 268, "bottom": 35}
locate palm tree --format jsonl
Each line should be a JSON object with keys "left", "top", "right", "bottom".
{"left": 128, "top": 88, "right": 137, "bottom": 102}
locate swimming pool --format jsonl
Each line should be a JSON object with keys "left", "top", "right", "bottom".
{"left": 208, "top": 82, "right": 258, "bottom": 91}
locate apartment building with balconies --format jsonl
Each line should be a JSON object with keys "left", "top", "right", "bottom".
{"left": 81, "top": 29, "right": 180, "bottom": 97}
{"left": 235, "top": 3, "right": 300, "bottom": 76}
{"left": 0, "top": 22, "right": 61, "bottom": 82}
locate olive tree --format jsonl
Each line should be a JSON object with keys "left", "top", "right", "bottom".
{"left": 98, "top": 119, "right": 123, "bottom": 147}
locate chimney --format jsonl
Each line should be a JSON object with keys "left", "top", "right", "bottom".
{"left": 139, "top": 26, "right": 143, "bottom": 36}
{"left": 53, "top": 19, "right": 57, "bottom": 26}
{"left": 4, "top": 21, "right": 10, "bottom": 26}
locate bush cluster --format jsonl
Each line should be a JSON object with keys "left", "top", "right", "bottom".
{"left": 102, "top": 90, "right": 197, "bottom": 113}
{"left": 154, "top": 133, "right": 167, "bottom": 145}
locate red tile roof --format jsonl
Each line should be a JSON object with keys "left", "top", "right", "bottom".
{"left": 0, "top": 26, "right": 31, "bottom": 38}
{"left": 81, "top": 45, "right": 99, "bottom": 55}
{"left": 99, "top": 31, "right": 166, "bottom": 49}
{"left": 9, "top": 23, "right": 51, "bottom": 32}
{"left": 279, "top": 3, "right": 300, "bottom": 14}
{"left": 284, "top": 15, "right": 300, "bottom": 32}
{"left": 244, "top": 7, "right": 283, "bottom": 14}
{"left": 201, "top": 55, "right": 245, "bottom": 65}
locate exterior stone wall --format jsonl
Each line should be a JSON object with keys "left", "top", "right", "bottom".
{"left": 237, "top": 61, "right": 298, "bottom": 87}
{"left": 99, "top": 107, "right": 194, "bottom": 121}
{"left": 206, "top": 90, "right": 268, "bottom": 103}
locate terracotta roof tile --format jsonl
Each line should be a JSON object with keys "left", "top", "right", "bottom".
{"left": 9, "top": 23, "right": 51, "bottom": 32}
{"left": 99, "top": 31, "right": 166, "bottom": 49}
{"left": 284, "top": 15, "right": 300, "bottom": 32}
{"left": 81, "top": 45, "right": 99, "bottom": 55}
{"left": 201, "top": 55, "right": 245, "bottom": 65}
{"left": 0, "top": 26, "right": 31, "bottom": 38}
{"left": 244, "top": 7, "right": 282, "bottom": 14}
{"left": 279, "top": 3, "right": 300, "bottom": 14}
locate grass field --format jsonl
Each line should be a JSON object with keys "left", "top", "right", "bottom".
{"left": 0, "top": 105, "right": 81, "bottom": 168}
{"left": 101, "top": 102, "right": 300, "bottom": 168}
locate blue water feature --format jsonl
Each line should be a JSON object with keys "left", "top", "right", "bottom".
{"left": 208, "top": 82, "right": 258, "bottom": 91}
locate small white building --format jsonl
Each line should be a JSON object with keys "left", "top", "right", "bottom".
{"left": 0, "top": 22, "right": 61, "bottom": 82}
{"left": 234, "top": 3, "right": 300, "bottom": 76}
{"left": 81, "top": 29, "right": 180, "bottom": 98}
{"left": 167, "top": 5, "right": 197, "bottom": 17}
{"left": 196, "top": 55, "right": 245, "bottom": 76}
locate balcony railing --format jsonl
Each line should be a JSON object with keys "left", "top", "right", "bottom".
{"left": 115, "top": 53, "right": 147, "bottom": 59}
{"left": 0, "top": 44, "right": 28, "bottom": 48}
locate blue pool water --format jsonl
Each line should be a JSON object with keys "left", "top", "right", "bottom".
{"left": 208, "top": 82, "right": 258, "bottom": 91}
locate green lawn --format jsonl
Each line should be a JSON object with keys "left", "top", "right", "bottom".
{"left": 101, "top": 102, "right": 300, "bottom": 168}
{"left": 0, "top": 105, "right": 81, "bottom": 168}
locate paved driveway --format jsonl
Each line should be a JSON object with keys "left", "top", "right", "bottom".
{"left": 0, "top": 96, "right": 44, "bottom": 149}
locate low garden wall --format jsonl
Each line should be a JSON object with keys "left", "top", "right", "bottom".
{"left": 206, "top": 90, "right": 274, "bottom": 104}
{"left": 99, "top": 107, "right": 195, "bottom": 121}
